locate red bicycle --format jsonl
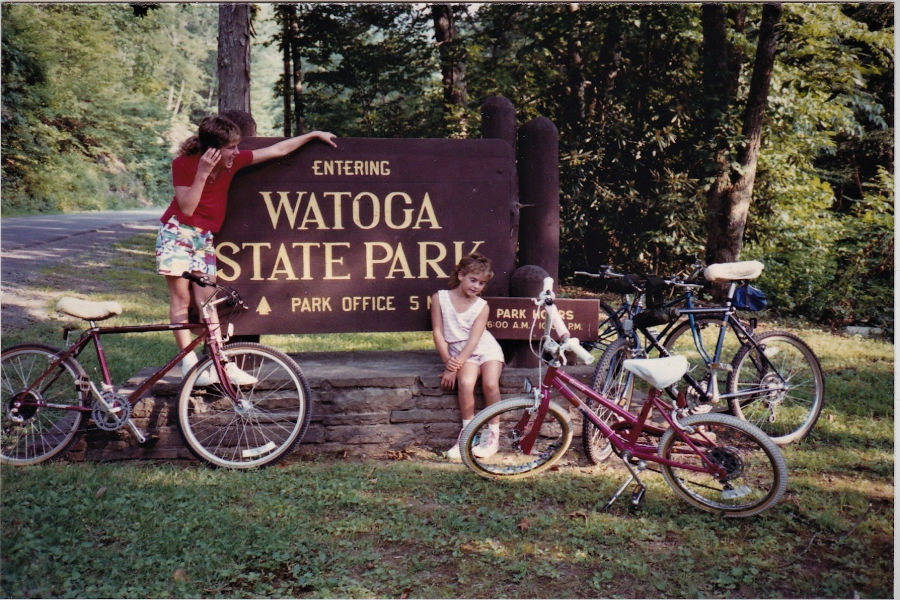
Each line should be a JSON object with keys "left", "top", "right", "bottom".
{"left": 460, "top": 278, "right": 788, "bottom": 517}
{"left": 1, "top": 273, "right": 311, "bottom": 469}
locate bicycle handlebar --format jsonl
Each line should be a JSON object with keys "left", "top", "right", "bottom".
{"left": 534, "top": 278, "right": 594, "bottom": 366}
{"left": 574, "top": 267, "right": 704, "bottom": 292}
{"left": 181, "top": 272, "right": 247, "bottom": 312}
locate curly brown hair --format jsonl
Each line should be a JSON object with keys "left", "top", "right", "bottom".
{"left": 449, "top": 253, "right": 494, "bottom": 289}
{"left": 178, "top": 115, "right": 242, "bottom": 157}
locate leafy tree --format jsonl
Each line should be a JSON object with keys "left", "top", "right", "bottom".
{"left": 1, "top": 4, "right": 218, "bottom": 214}
{"left": 271, "top": 4, "right": 443, "bottom": 137}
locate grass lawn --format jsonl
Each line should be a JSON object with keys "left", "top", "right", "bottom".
{"left": 0, "top": 231, "right": 894, "bottom": 598}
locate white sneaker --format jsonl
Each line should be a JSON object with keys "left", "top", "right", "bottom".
{"left": 179, "top": 351, "right": 198, "bottom": 377}
{"left": 194, "top": 362, "right": 258, "bottom": 387}
{"left": 225, "top": 362, "right": 258, "bottom": 386}
{"left": 445, "top": 431, "right": 462, "bottom": 461}
{"left": 472, "top": 428, "right": 499, "bottom": 458}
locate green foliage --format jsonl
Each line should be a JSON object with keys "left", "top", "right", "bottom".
{"left": 0, "top": 4, "right": 217, "bottom": 215}
{"left": 278, "top": 4, "right": 445, "bottom": 137}
{"left": 1, "top": 4, "right": 892, "bottom": 326}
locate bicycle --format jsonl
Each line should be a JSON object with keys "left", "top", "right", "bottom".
{"left": 584, "top": 260, "right": 824, "bottom": 458}
{"left": 1, "top": 272, "right": 311, "bottom": 469}
{"left": 459, "top": 277, "right": 788, "bottom": 517}
{"left": 575, "top": 265, "right": 643, "bottom": 359}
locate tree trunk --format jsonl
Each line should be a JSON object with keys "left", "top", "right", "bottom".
{"left": 217, "top": 3, "right": 252, "bottom": 113}
{"left": 563, "top": 4, "right": 587, "bottom": 126}
{"left": 279, "top": 6, "right": 293, "bottom": 137}
{"left": 432, "top": 4, "right": 468, "bottom": 134}
{"left": 705, "top": 3, "right": 783, "bottom": 266}
{"left": 290, "top": 10, "right": 306, "bottom": 135}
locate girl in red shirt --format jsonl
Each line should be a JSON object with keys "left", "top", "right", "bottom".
{"left": 156, "top": 115, "right": 336, "bottom": 382}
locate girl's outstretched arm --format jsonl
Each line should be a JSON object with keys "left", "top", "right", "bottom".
{"left": 250, "top": 131, "right": 337, "bottom": 165}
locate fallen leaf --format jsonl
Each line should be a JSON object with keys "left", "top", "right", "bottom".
{"left": 94, "top": 487, "right": 107, "bottom": 499}
{"left": 173, "top": 568, "right": 188, "bottom": 582}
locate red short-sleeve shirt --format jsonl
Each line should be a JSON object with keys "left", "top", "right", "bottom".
{"left": 160, "top": 149, "right": 253, "bottom": 233}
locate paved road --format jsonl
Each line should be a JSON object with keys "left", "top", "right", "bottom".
{"left": 1, "top": 208, "right": 161, "bottom": 251}
{"left": 1, "top": 209, "right": 163, "bottom": 328}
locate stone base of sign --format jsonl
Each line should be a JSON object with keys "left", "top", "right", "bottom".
{"left": 58, "top": 351, "right": 596, "bottom": 463}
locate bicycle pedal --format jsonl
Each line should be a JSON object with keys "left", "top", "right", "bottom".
{"left": 137, "top": 434, "right": 159, "bottom": 449}
{"left": 630, "top": 485, "right": 646, "bottom": 511}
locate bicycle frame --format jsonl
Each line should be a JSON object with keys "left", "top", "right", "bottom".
{"left": 10, "top": 301, "right": 241, "bottom": 443}
{"left": 527, "top": 364, "right": 727, "bottom": 478}
{"left": 619, "top": 282, "right": 772, "bottom": 404}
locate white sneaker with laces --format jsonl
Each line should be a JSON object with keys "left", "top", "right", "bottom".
{"left": 472, "top": 428, "right": 499, "bottom": 458}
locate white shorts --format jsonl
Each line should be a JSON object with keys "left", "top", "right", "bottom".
{"left": 449, "top": 331, "right": 505, "bottom": 366}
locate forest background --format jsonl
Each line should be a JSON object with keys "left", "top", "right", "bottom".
{"left": 1, "top": 3, "right": 893, "bottom": 330}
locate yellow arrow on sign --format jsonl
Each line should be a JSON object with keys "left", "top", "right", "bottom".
{"left": 256, "top": 296, "right": 272, "bottom": 316}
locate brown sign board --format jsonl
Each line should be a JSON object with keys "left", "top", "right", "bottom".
{"left": 482, "top": 297, "right": 600, "bottom": 341}
{"left": 218, "top": 137, "right": 517, "bottom": 334}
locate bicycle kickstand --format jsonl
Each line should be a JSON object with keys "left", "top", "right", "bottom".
{"left": 601, "top": 452, "right": 647, "bottom": 512}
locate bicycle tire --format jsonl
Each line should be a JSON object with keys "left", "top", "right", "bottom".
{"left": 1, "top": 344, "right": 87, "bottom": 465}
{"left": 658, "top": 412, "right": 788, "bottom": 517}
{"left": 727, "top": 330, "right": 825, "bottom": 445}
{"left": 591, "top": 300, "right": 625, "bottom": 357}
{"left": 177, "top": 342, "right": 311, "bottom": 469}
{"left": 582, "top": 337, "right": 641, "bottom": 464}
{"left": 460, "top": 396, "right": 572, "bottom": 480}
{"left": 662, "top": 316, "right": 747, "bottom": 412}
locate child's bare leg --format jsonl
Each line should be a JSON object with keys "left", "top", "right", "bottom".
{"left": 190, "top": 276, "right": 221, "bottom": 343}
{"left": 456, "top": 362, "right": 480, "bottom": 420}
{"left": 166, "top": 275, "right": 193, "bottom": 350}
{"left": 480, "top": 360, "right": 503, "bottom": 425}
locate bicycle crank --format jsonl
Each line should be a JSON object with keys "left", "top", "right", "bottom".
{"left": 91, "top": 391, "right": 133, "bottom": 431}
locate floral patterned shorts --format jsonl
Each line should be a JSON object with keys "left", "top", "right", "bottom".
{"left": 155, "top": 215, "right": 216, "bottom": 277}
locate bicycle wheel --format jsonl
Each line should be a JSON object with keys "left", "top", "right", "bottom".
{"left": 662, "top": 316, "right": 746, "bottom": 411}
{"left": 589, "top": 300, "right": 624, "bottom": 358}
{"left": 460, "top": 396, "right": 572, "bottom": 479}
{"left": 727, "top": 330, "right": 824, "bottom": 445}
{"left": 658, "top": 413, "right": 787, "bottom": 517}
{"left": 1, "top": 344, "right": 87, "bottom": 465}
{"left": 582, "top": 337, "right": 642, "bottom": 464}
{"left": 177, "top": 343, "right": 311, "bottom": 469}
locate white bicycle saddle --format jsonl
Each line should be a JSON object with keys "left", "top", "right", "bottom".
{"left": 622, "top": 355, "right": 688, "bottom": 389}
{"left": 703, "top": 260, "right": 764, "bottom": 283}
{"left": 56, "top": 297, "right": 123, "bottom": 321}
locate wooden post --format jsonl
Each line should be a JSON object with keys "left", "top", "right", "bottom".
{"left": 505, "top": 264, "right": 552, "bottom": 367}
{"left": 517, "top": 117, "right": 559, "bottom": 282}
{"left": 480, "top": 95, "right": 518, "bottom": 296}
{"left": 480, "top": 95, "right": 517, "bottom": 149}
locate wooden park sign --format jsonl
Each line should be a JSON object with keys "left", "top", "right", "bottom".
{"left": 482, "top": 297, "right": 598, "bottom": 341}
{"left": 218, "top": 137, "right": 518, "bottom": 335}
